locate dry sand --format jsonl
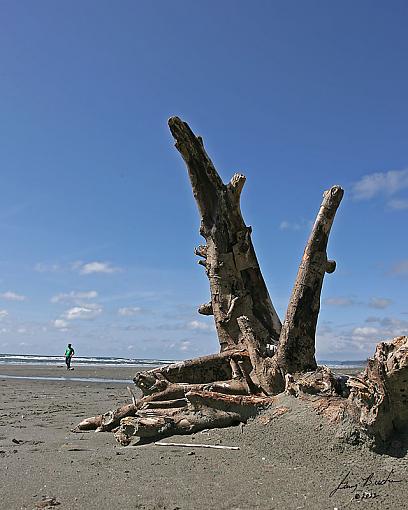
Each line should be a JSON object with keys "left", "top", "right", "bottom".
{"left": 0, "top": 365, "right": 407, "bottom": 510}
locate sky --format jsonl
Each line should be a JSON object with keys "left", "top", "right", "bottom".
{"left": 0, "top": 1, "right": 407, "bottom": 361}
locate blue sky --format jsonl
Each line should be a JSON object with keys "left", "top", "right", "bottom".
{"left": 0, "top": 1, "right": 407, "bottom": 360}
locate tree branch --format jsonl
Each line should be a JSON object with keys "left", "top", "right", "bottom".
{"left": 276, "top": 185, "right": 344, "bottom": 374}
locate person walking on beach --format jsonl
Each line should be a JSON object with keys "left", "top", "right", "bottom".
{"left": 65, "top": 343, "right": 75, "bottom": 370}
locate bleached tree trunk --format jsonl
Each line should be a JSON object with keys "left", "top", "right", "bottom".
{"left": 168, "top": 116, "right": 281, "bottom": 354}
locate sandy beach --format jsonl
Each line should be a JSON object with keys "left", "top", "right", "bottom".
{"left": 0, "top": 365, "right": 407, "bottom": 510}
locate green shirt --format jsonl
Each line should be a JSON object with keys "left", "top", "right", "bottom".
{"left": 65, "top": 347, "right": 74, "bottom": 357}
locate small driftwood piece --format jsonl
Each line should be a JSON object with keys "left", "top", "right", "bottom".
{"left": 73, "top": 402, "right": 137, "bottom": 433}
{"left": 127, "top": 386, "right": 137, "bottom": 406}
{"left": 154, "top": 442, "right": 239, "bottom": 450}
{"left": 73, "top": 415, "right": 103, "bottom": 432}
{"left": 142, "top": 398, "right": 188, "bottom": 409}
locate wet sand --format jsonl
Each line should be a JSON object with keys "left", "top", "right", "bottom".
{"left": 0, "top": 365, "right": 407, "bottom": 509}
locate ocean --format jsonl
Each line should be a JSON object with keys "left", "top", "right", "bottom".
{"left": 0, "top": 353, "right": 176, "bottom": 368}
{"left": 0, "top": 353, "right": 367, "bottom": 370}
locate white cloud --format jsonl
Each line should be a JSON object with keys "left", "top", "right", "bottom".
{"left": 187, "top": 320, "right": 212, "bottom": 331}
{"left": 51, "top": 290, "right": 98, "bottom": 304}
{"left": 279, "top": 219, "right": 313, "bottom": 231}
{"left": 118, "top": 307, "right": 142, "bottom": 316}
{"left": 179, "top": 340, "right": 192, "bottom": 352}
{"left": 352, "top": 168, "right": 408, "bottom": 201}
{"left": 351, "top": 317, "right": 408, "bottom": 346}
{"left": 78, "top": 261, "right": 121, "bottom": 275}
{"left": 317, "top": 314, "right": 408, "bottom": 359}
{"left": 36, "top": 261, "right": 122, "bottom": 275}
{"left": 368, "top": 297, "right": 392, "bottom": 309}
{"left": 63, "top": 304, "right": 102, "bottom": 320}
{"left": 280, "top": 220, "right": 300, "bottom": 231}
{"left": 0, "top": 291, "right": 26, "bottom": 301}
{"left": 324, "top": 297, "right": 355, "bottom": 307}
{"left": 352, "top": 326, "right": 379, "bottom": 337}
{"left": 17, "top": 327, "right": 27, "bottom": 334}
{"left": 388, "top": 198, "right": 408, "bottom": 210}
{"left": 54, "top": 319, "right": 69, "bottom": 330}
{"left": 164, "top": 339, "right": 194, "bottom": 353}
{"left": 372, "top": 316, "right": 408, "bottom": 332}
{"left": 0, "top": 310, "right": 8, "bottom": 319}
{"left": 34, "top": 262, "right": 60, "bottom": 273}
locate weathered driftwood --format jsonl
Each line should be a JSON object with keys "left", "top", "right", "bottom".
{"left": 133, "top": 350, "right": 251, "bottom": 395}
{"left": 73, "top": 378, "right": 251, "bottom": 433}
{"left": 347, "top": 336, "right": 408, "bottom": 442}
{"left": 75, "top": 118, "right": 407, "bottom": 448}
{"left": 142, "top": 398, "right": 188, "bottom": 409}
{"left": 167, "top": 117, "right": 344, "bottom": 394}
{"left": 285, "top": 365, "right": 349, "bottom": 398}
{"left": 275, "top": 185, "right": 344, "bottom": 375}
{"left": 285, "top": 336, "right": 408, "bottom": 445}
{"left": 73, "top": 415, "right": 103, "bottom": 432}
{"left": 168, "top": 116, "right": 281, "bottom": 353}
{"left": 127, "top": 386, "right": 137, "bottom": 406}
{"left": 115, "top": 409, "right": 240, "bottom": 444}
{"left": 154, "top": 442, "right": 239, "bottom": 450}
{"left": 73, "top": 402, "right": 137, "bottom": 433}
{"left": 114, "top": 390, "right": 275, "bottom": 444}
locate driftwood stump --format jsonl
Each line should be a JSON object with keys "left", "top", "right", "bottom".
{"left": 75, "top": 118, "right": 408, "bottom": 449}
